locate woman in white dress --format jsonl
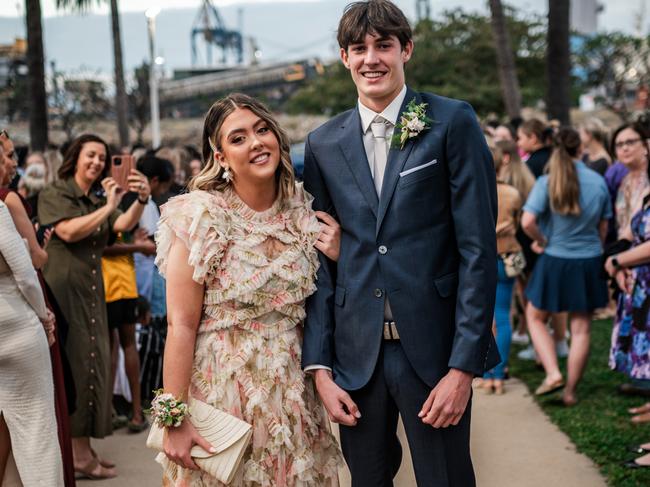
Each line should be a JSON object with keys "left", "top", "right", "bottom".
{"left": 0, "top": 197, "right": 64, "bottom": 485}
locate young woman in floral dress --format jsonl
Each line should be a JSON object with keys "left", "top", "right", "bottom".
{"left": 154, "top": 93, "right": 343, "bottom": 486}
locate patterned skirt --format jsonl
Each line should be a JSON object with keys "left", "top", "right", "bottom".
{"left": 610, "top": 266, "right": 650, "bottom": 380}
{"left": 158, "top": 325, "right": 342, "bottom": 486}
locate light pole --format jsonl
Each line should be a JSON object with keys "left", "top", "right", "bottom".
{"left": 145, "top": 6, "right": 161, "bottom": 149}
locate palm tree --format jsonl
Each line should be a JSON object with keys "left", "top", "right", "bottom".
{"left": 546, "top": 0, "right": 571, "bottom": 124}
{"left": 57, "top": 0, "right": 130, "bottom": 148}
{"left": 488, "top": 0, "right": 522, "bottom": 119}
{"left": 25, "top": 0, "right": 48, "bottom": 151}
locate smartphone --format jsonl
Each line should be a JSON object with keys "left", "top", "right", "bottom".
{"left": 111, "top": 155, "right": 135, "bottom": 191}
{"left": 36, "top": 223, "right": 53, "bottom": 247}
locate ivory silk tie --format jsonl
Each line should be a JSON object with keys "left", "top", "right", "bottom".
{"left": 370, "top": 116, "right": 390, "bottom": 195}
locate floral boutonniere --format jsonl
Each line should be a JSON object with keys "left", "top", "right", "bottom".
{"left": 392, "top": 98, "right": 432, "bottom": 150}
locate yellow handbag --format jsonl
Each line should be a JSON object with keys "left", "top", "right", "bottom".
{"left": 146, "top": 398, "right": 252, "bottom": 484}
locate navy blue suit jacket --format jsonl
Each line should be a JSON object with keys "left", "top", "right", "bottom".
{"left": 302, "top": 88, "right": 500, "bottom": 390}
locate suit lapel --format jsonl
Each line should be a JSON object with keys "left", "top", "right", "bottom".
{"left": 337, "top": 109, "right": 378, "bottom": 217}
{"left": 376, "top": 89, "right": 421, "bottom": 234}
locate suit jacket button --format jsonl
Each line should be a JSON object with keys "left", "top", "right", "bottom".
{"left": 378, "top": 245, "right": 387, "bottom": 255}
{"left": 374, "top": 288, "right": 383, "bottom": 298}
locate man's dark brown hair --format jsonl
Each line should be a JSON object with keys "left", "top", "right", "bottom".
{"left": 337, "top": 0, "right": 413, "bottom": 51}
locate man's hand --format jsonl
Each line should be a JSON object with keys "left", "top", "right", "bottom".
{"left": 419, "top": 368, "right": 472, "bottom": 428}
{"left": 313, "top": 369, "right": 360, "bottom": 426}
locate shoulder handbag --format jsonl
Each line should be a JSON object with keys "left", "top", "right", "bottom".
{"left": 146, "top": 398, "right": 252, "bottom": 484}
{"left": 500, "top": 251, "right": 527, "bottom": 278}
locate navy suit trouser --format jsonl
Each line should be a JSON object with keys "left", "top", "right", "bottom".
{"left": 339, "top": 341, "right": 475, "bottom": 487}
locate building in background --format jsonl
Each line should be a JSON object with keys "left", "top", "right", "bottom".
{"left": 571, "top": 0, "right": 602, "bottom": 35}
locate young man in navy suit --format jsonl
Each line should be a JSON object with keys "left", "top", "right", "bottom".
{"left": 302, "top": 1, "right": 499, "bottom": 485}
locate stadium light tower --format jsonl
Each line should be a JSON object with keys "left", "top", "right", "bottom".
{"left": 145, "top": 6, "right": 161, "bottom": 149}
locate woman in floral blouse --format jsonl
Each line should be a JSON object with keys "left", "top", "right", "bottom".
{"left": 154, "top": 93, "right": 343, "bottom": 485}
{"left": 607, "top": 123, "right": 650, "bottom": 401}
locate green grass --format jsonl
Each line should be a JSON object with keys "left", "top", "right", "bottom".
{"left": 509, "top": 319, "right": 650, "bottom": 487}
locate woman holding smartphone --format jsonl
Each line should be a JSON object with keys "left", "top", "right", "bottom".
{"left": 38, "top": 134, "right": 150, "bottom": 479}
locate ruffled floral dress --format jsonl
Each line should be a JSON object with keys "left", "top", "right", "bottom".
{"left": 610, "top": 199, "right": 650, "bottom": 380}
{"left": 155, "top": 183, "right": 342, "bottom": 486}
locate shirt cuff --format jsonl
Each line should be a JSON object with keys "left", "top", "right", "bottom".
{"left": 304, "top": 365, "right": 332, "bottom": 373}
{"left": 522, "top": 205, "right": 540, "bottom": 216}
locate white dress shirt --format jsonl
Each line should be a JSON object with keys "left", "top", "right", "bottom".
{"left": 357, "top": 85, "right": 407, "bottom": 181}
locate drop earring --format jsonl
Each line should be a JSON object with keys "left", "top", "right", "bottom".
{"left": 222, "top": 166, "right": 233, "bottom": 182}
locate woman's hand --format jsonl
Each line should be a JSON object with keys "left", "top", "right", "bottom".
{"left": 33, "top": 222, "right": 53, "bottom": 249}
{"left": 41, "top": 309, "right": 56, "bottom": 346}
{"left": 314, "top": 211, "right": 341, "bottom": 262}
{"left": 615, "top": 268, "right": 634, "bottom": 294}
{"left": 127, "top": 169, "right": 151, "bottom": 201}
{"left": 134, "top": 228, "right": 156, "bottom": 255}
{"left": 102, "top": 177, "right": 124, "bottom": 211}
{"left": 163, "top": 419, "right": 216, "bottom": 470}
{"left": 531, "top": 240, "right": 546, "bottom": 255}
{"left": 41, "top": 227, "right": 53, "bottom": 249}
{"left": 605, "top": 255, "right": 617, "bottom": 277}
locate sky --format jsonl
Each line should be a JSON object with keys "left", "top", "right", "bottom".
{"left": 0, "top": 0, "right": 646, "bottom": 74}
{"left": 6, "top": 0, "right": 319, "bottom": 17}
{"left": 0, "top": 0, "right": 646, "bottom": 34}
{"left": 0, "top": 0, "right": 587, "bottom": 18}
{"left": 1, "top": 0, "right": 646, "bottom": 33}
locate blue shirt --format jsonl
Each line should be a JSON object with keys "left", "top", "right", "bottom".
{"left": 523, "top": 161, "right": 612, "bottom": 258}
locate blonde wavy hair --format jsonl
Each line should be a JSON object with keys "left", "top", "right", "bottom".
{"left": 579, "top": 117, "right": 609, "bottom": 148}
{"left": 189, "top": 93, "right": 295, "bottom": 202}
{"left": 493, "top": 139, "right": 535, "bottom": 200}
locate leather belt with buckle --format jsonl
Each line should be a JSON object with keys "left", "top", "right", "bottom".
{"left": 383, "top": 320, "right": 400, "bottom": 340}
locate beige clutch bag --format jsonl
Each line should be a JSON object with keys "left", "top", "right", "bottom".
{"left": 146, "top": 398, "right": 252, "bottom": 484}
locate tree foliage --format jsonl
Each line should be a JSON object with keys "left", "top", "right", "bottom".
{"left": 409, "top": 10, "right": 545, "bottom": 115}
{"left": 286, "top": 8, "right": 547, "bottom": 117}
{"left": 128, "top": 62, "right": 151, "bottom": 144}
{"left": 50, "top": 71, "right": 111, "bottom": 139}
{"left": 573, "top": 32, "right": 650, "bottom": 120}
{"left": 285, "top": 62, "right": 356, "bottom": 116}
{"left": 57, "top": 0, "right": 130, "bottom": 146}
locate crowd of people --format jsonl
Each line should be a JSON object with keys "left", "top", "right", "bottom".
{"left": 0, "top": 128, "right": 203, "bottom": 483}
{"left": 481, "top": 115, "right": 650, "bottom": 469}
{"left": 2, "top": 116, "right": 650, "bottom": 481}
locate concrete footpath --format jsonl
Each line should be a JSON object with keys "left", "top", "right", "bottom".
{"left": 79, "top": 378, "right": 606, "bottom": 486}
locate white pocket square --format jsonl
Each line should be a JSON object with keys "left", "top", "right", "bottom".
{"left": 399, "top": 159, "right": 438, "bottom": 177}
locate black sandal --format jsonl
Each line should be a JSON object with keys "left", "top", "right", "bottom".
{"left": 627, "top": 444, "right": 650, "bottom": 455}
{"left": 127, "top": 418, "right": 150, "bottom": 433}
{"left": 622, "top": 458, "right": 650, "bottom": 469}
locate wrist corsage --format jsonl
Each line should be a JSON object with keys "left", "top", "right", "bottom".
{"left": 150, "top": 389, "right": 189, "bottom": 428}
